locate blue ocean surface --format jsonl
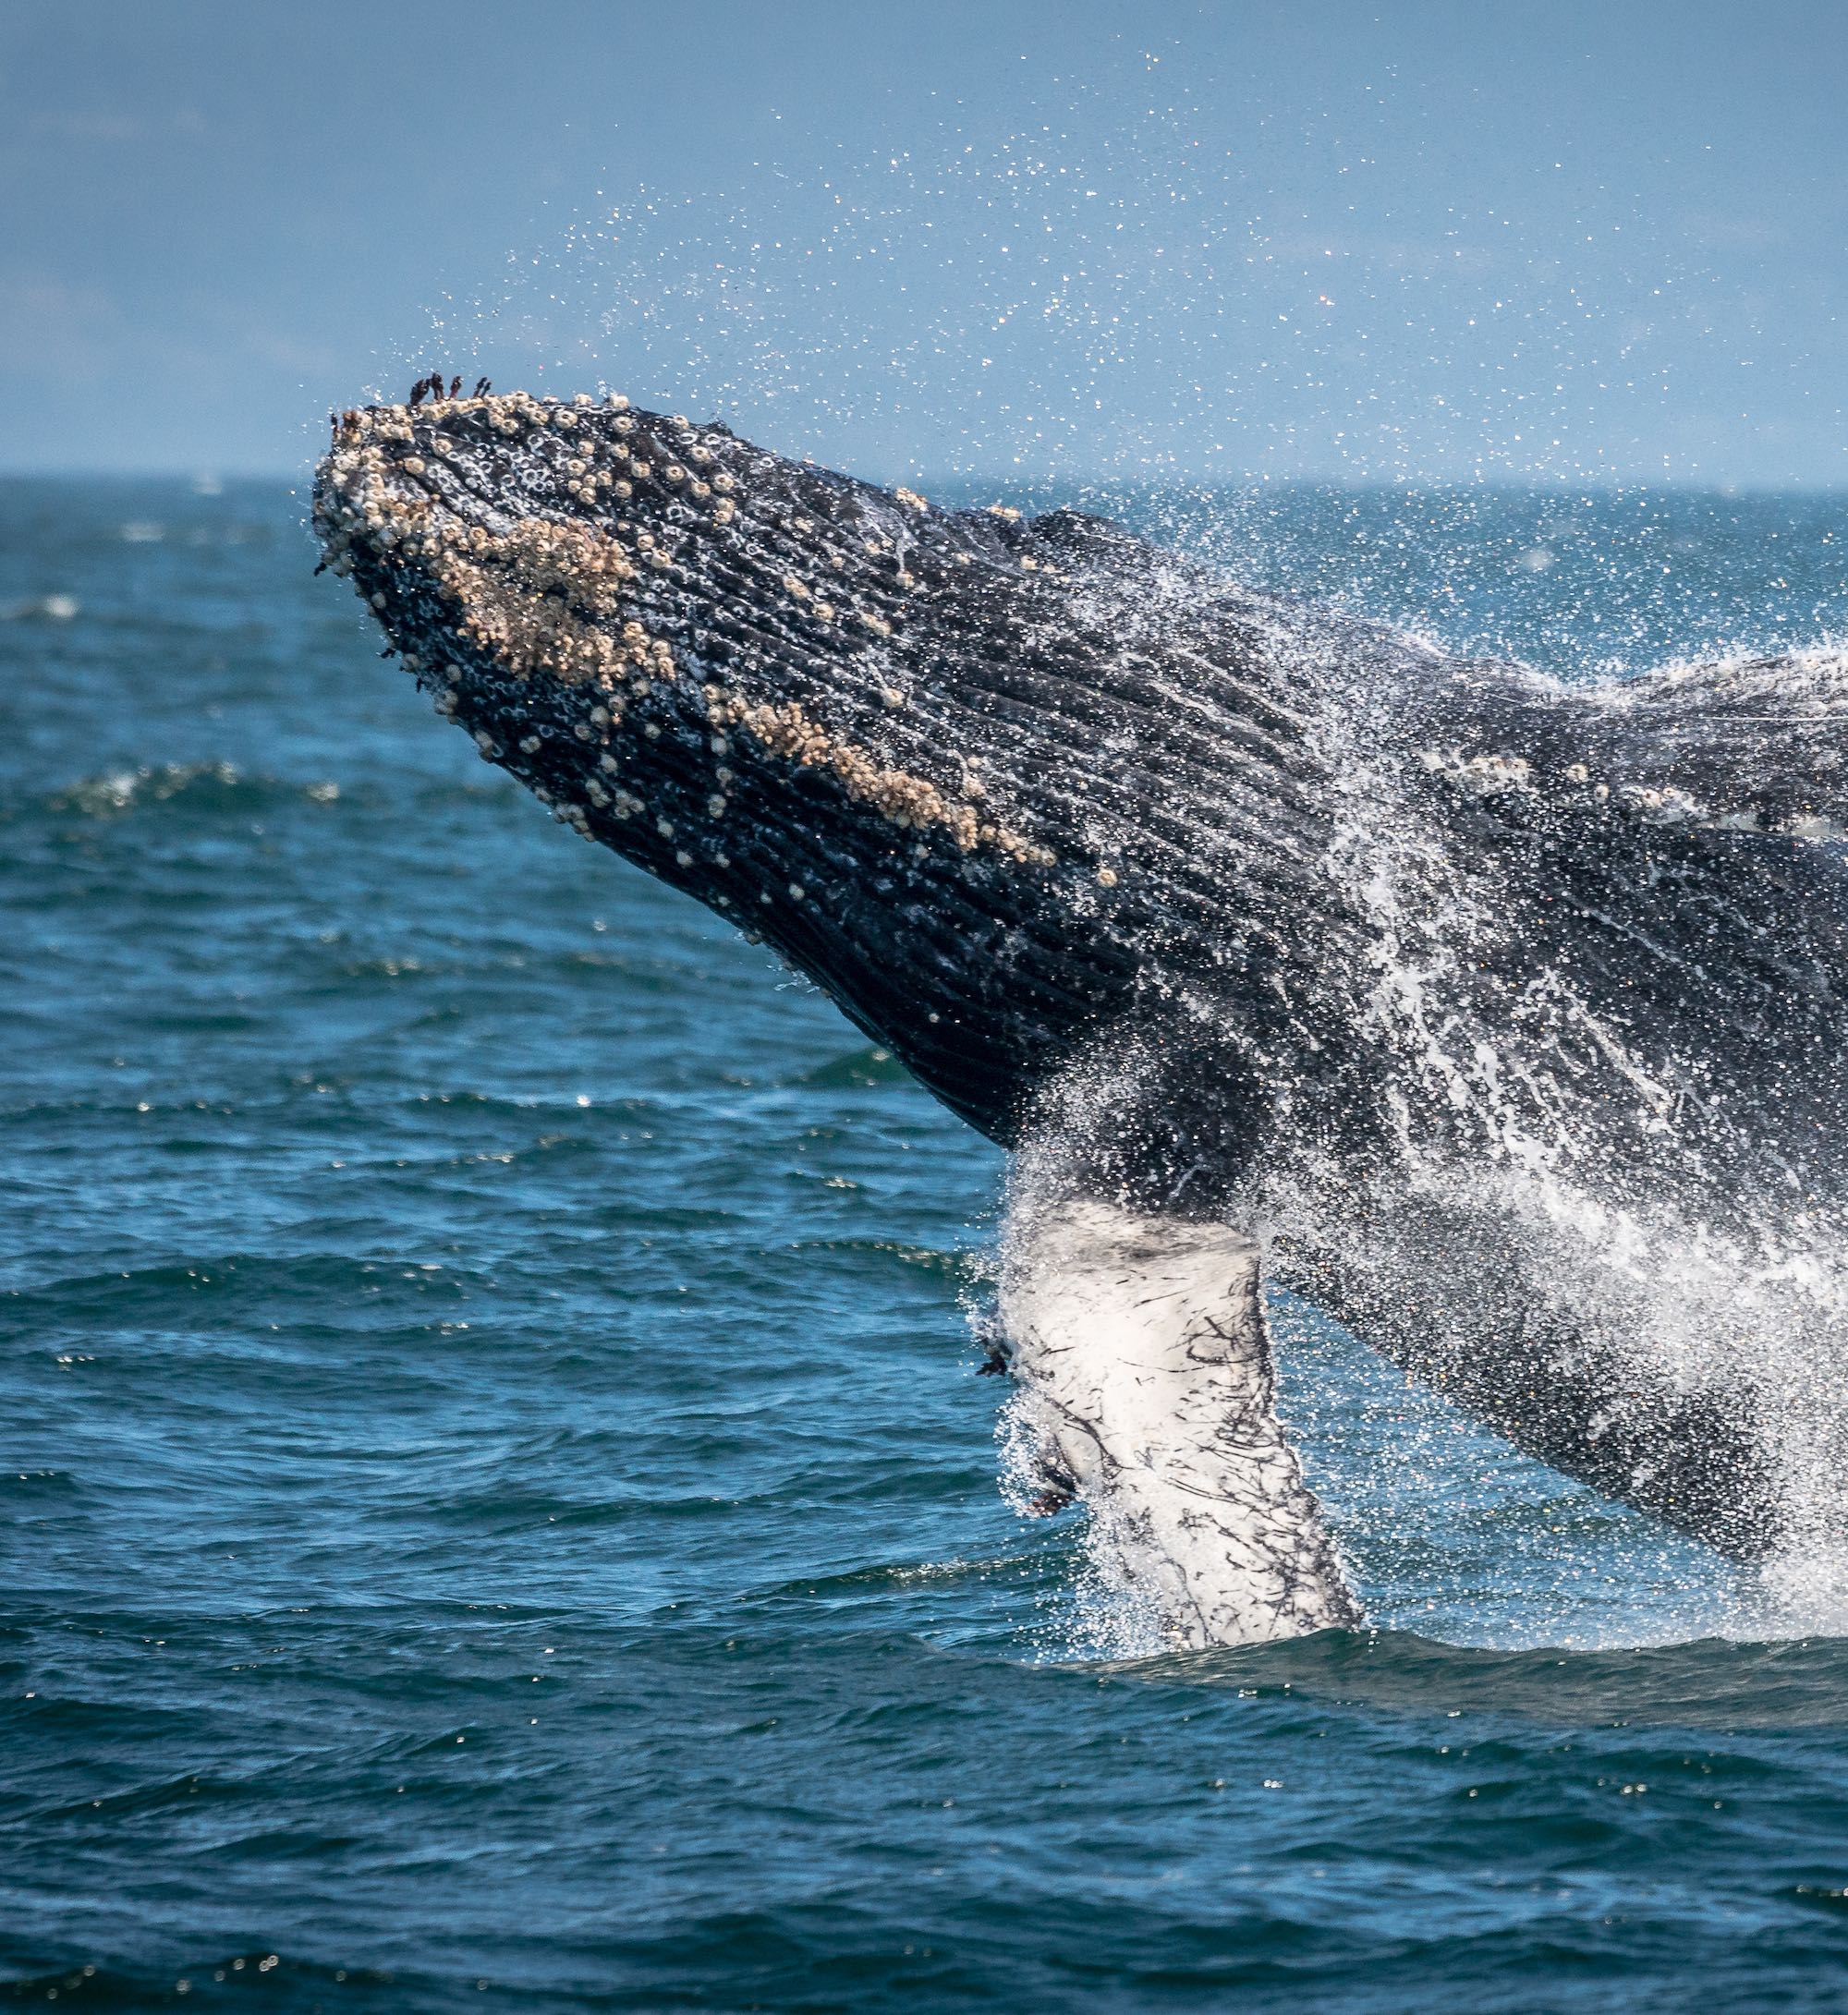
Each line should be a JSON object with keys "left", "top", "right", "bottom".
{"left": 5, "top": 473, "right": 1848, "bottom": 2011}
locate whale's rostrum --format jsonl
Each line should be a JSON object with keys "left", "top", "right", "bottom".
{"left": 313, "top": 386, "right": 1848, "bottom": 1643}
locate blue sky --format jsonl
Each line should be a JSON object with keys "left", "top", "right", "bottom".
{"left": 1, "top": 0, "right": 1843, "bottom": 484}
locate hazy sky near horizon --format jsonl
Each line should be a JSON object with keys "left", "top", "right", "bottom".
{"left": 1, "top": 0, "right": 1843, "bottom": 485}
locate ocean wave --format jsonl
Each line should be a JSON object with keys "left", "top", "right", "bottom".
{"left": 32, "top": 762, "right": 343, "bottom": 820}
{"left": 0, "top": 592, "right": 79, "bottom": 622}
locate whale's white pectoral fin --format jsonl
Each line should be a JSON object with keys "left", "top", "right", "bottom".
{"left": 998, "top": 1198, "right": 1360, "bottom": 1647}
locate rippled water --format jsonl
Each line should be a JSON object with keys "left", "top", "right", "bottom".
{"left": 6, "top": 476, "right": 1848, "bottom": 2010}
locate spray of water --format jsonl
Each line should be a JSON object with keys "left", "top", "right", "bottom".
{"left": 396, "top": 59, "right": 1731, "bottom": 496}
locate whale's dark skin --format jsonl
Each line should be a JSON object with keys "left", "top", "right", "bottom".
{"left": 314, "top": 388, "right": 1848, "bottom": 1576}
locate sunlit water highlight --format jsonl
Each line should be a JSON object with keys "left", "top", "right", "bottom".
{"left": 5, "top": 477, "right": 1848, "bottom": 2009}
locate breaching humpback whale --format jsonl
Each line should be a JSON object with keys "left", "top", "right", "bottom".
{"left": 314, "top": 387, "right": 1848, "bottom": 1645}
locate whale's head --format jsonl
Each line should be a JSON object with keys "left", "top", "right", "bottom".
{"left": 310, "top": 389, "right": 1207, "bottom": 1140}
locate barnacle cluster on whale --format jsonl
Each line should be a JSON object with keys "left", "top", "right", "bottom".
{"left": 316, "top": 388, "right": 1051, "bottom": 855}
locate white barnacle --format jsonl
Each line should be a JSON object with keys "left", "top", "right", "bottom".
{"left": 643, "top": 722, "right": 662, "bottom": 740}
{"left": 599, "top": 753, "right": 620, "bottom": 773}
{"left": 707, "top": 794, "right": 727, "bottom": 818}
{"left": 519, "top": 735, "right": 541, "bottom": 754}
{"left": 788, "top": 883, "right": 806, "bottom": 902}
{"left": 656, "top": 817, "right": 675, "bottom": 839}
{"left": 675, "top": 849, "right": 693, "bottom": 867}
{"left": 573, "top": 722, "right": 594, "bottom": 741}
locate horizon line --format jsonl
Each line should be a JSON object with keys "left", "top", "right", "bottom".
{"left": 4, "top": 466, "right": 1848, "bottom": 499}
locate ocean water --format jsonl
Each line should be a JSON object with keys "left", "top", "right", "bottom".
{"left": 6, "top": 474, "right": 1848, "bottom": 2011}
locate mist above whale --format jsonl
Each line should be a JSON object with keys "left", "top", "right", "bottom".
{"left": 312, "top": 384, "right": 1848, "bottom": 1644}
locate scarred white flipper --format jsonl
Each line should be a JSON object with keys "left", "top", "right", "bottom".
{"left": 999, "top": 1199, "right": 1361, "bottom": 1647}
